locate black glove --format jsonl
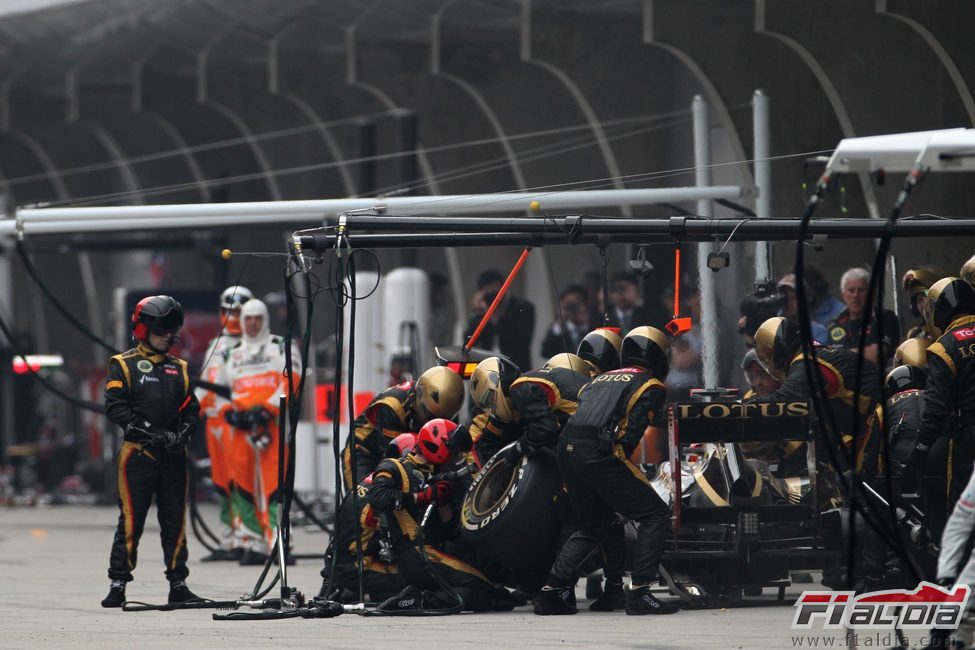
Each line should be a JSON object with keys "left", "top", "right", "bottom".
{"left": 513, "top": 436, "right": 537, "bottom": 458}
{"left": 447, "top": 425, "right": 473, "bottom": 454}
{"left": 937, "top": 576, "right": 957, "bottom": 588}
{"left": 126, "top": 420, "right": 167, "bottom": 444}
{"left": 224, "top": 410, "right": 245, "bottom": 428}
{"left": 248, "top": 406, "right": 273, "bottom": 426}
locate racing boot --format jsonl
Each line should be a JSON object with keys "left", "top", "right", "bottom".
{"left": 589, "top": 581, "right": 625, "bottom": 612}
{"left": 533, "top": 586, "right": 578, "bottom": 615}
{"left": 200, "top": 548, "right": 239, "bottom": 562}
{"left": 168, "top": 580, "right": 201, "bottom": 604}
{"left": 625, "top": 585, "right": 679, "bottom": 615}
{"left": 239, "top": 549, "right": 269, "bottom": 566}
{"left": 100, "top": 580, "right": 126, "bottom": 608}
{"left": 377, "top": 587, "right": 427, "bottom": 613}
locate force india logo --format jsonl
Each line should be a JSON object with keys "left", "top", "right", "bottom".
{"left": 793, "top": 583, "right": 971, "bottom": 630}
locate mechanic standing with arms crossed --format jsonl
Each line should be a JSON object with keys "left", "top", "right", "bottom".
{"left": 196, "top": 285, "right": 252, "bottom": 561}
{"left": 101, "top": 296, "right": 201, "bottom": 608}
{"left": 534, "top": 326, "right": 678, "bottom": 616}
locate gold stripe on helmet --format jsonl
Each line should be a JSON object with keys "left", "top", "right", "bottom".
{"left": 894, "top": 338, "right": 930, "bottom": 369}
{"left": 627, "top": 326, "right": 670, "bottom": 354}
{"left": 754, "top": 316, "right": 786, "bottom": 381}
{"left": 591, "top": 328, "right": 622, "bottom": 354}
{"left": 544, "top": 352, "right": 590, "bottom": 374}
{"left": 961, "top": 256, "right": 975, "bottom": 287}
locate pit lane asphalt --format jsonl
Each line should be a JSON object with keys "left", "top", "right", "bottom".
{"left": 0, "top": 504, "right": 851, "bottom": 649}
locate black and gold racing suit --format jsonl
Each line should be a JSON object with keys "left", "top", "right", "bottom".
{"left": 472, "top": 366, "right": 589, "bottom": 465}
{"left": 915, "top": 315, "right": 975, "bottom": 502}
{"left": 104, "top": 343, "right": 200, "bottom": 583}
{"left": 547, "top": 366, "right": 670, "bottom": 588}
{"left": 748, "top": 346, "right": 881, "bottom": 466}
{"left": 321, "top": 477, "right": 405, "bottom": 601}
{"left": 342, "top": 382, "right": 421, "bottom": 490}
{"left": 368, "top": 454, "right": 498, "bottom": 611}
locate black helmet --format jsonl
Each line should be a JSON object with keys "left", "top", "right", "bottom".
{"left": 924, "top": 277, "right": 975, "bottom": 335}
{"left": 132, "top": 295, "right": 184, "bottom": 342}
{"left": 620, "top": 326, "right": 670, "bottom": 379}
{"left": 577, "top": 329, "right": 622, "bottom": 375}
{"left": 885, "top": 364, "right": 926, "bottom": 394}
{"left": 753, "top": 316, "right": 801, "bottom": 382}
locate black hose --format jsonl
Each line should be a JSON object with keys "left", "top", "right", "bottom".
{"left": 345, "top": 248, "right": 366, "bottom": 605}
{"left": 793, "top": 174, "right": 920, "bottom": 587}
{"left": 0, "top": 308, "right": 105, "bottom": 413}
{"left": 15, "top": 240, "right": 116, "bottom": 354}
{"left": 186, "top": 459, "right": 222, "bottom": 552}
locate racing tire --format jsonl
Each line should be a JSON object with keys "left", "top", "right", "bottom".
{"left": 460, "top": 444, "right": 562, "bottom": 571}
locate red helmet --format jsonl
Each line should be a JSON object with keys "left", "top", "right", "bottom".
{"left": 416, "top": 418, "right": 457, "bottom": 465}
{"left": 132, "top": 295, "right": 183, "bottom": 343}
{"left": 385, "top": 433, "right": 417, "bottom": 459}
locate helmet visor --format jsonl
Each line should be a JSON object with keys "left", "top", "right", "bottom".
{"left": 147, "top": 309, "right": 183, "bottom": 336}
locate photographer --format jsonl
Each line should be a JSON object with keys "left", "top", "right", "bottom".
{"left": 463, "top": 269, "right": 535, "bottom": 371}
{"left": 738, "top": 280, "right": 783, "bottom": 347}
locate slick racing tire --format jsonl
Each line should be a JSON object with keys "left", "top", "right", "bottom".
{"left": 460, "top": 444, "right": 562, "bottom": 570}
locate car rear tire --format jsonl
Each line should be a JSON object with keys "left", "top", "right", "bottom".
{"left": 460, "top": 445, "right": 562, "bottom": 571}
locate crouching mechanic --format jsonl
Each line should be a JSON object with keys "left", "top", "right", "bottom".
{"left": 102, "top": 296, "right": 201, "bottom": 608}
{"left": 196, "top": 285, "right": 252, "bottom": 561}
{"left": 316, "top": 434, "right": 417, "bottom": 603}
{"left": 342, "top": 366, "right": 464, "bottom": 490}
{"left": 216, "top": 298, "right": 301, "bottom": 565}
{"left": 368, "top": 419, "right": 511, "bottom": 613}
{"left": 535, "top": 326, "right": 678, "bottom": 616}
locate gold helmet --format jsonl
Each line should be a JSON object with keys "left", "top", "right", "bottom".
{"left": 902, "top": 266, "right": 945, "bottom": 294}
{"left": 924, "top": 277, "right": 975, "bottom": 336}
{"left": 753, "top": 316, "right": 801, "bottom": 382}
{"left": 620, "top": 326, "right": 670, "bottom": 379}
{"left": 544, "top": 352, "right": 591, "bottom": 375}
{"left": 576, "top": 328, "right": 622, "bottom": 375}
{"left": 893, "top": 338, "right": 930, "bottom": 369}
{"left": 903, "top": 266, "right": 945, "bottom": 318}
{"left": 960, "top": 255, "right": 975, "bottom": 287}
{"left": 469, "top": 356, "right": 520, "bottom": 422}
{"left": 414, "top": 366, "right": 465, "bottom": 421}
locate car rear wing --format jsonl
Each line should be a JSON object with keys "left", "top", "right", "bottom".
{"left": 668, "top": 399, "right": 813, "bottom": 530}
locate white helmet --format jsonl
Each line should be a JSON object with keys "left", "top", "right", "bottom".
{"left": 220, "top": 285, "right": 253, "bottom": 311}
{"left": 240, "top": 298, "right": 270, "bottom": 344}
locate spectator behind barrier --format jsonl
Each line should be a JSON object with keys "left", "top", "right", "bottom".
{"left": 826, "top": 267, "right": 900, "bottom": 366}
{"left": 540, "top": 285, "right": 591, "bottom": 359}
{"left": 463, "top": 269, "right": 535, "bottom": 371}
{"left": 804, "top": 265, "right": 845, "bottom": 325}
{"left": 604, "top": 271, "right": 654, "bottom": 335}
{"left": 777, "top": 273, "right": 827, "bottom": 343}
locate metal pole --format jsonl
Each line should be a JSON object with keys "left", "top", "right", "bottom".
{"left": 0, "top": 238, "right": 12, "bottom": 463}
{"left": 693, "top": 95, "right": 719, "bottom": 388}
{"left": 752, "top": 89, "right": 772, "bottom": 280}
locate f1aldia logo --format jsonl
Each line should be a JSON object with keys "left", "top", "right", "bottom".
{"left": 792, "top": 582, "right": 971, "bottom": 630}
